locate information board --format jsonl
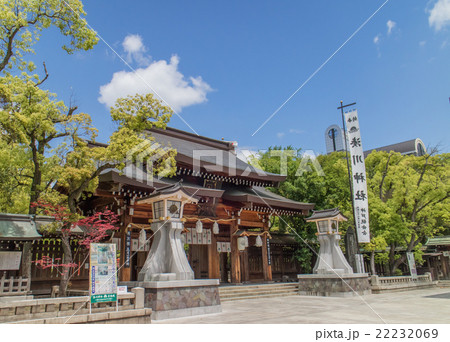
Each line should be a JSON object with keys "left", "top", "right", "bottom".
{"left": 89, "top": 243, "right": 118, "bottom": 303}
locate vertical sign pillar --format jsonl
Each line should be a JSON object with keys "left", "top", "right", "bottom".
{"left": 261, "top": 219, "right": 272, "bottom": 281}
{"left": 344, "top": 109, "right": 371, "bottom": 243}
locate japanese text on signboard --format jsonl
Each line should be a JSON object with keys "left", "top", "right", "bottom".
{"left": 344, "top": 110, "right": 370, "bottom": 243}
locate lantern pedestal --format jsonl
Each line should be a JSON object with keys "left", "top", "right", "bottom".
{"left": 138, "top": 220, "right": 194, "bottom": 281}
{"left": 298, "top": 208, "right": 371, "bottom": 297}
{"left": 123, "top": 183, "right": 221, "bottom": 319}
{"left": 297, "top": 273, "right": 371, "bottom": 297}
{"left": 120, "top": 279, "right": 221, "bottom": 320}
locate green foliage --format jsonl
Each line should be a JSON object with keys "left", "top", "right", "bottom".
{"left": 0, "top": 139, "right": 31, "bottom": 213}
{"left": 0, "top": 0, "right": 98, "bottom": 73}
{"left": 257, "top": 147, "right": 450, "bottom": 275}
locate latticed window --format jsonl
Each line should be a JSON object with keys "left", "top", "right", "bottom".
{"left": 153, "top": 200, "right": 164, "bottom": 219}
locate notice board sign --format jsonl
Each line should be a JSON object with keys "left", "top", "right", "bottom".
{"left": 89, "top": 243, "right": 117, "bottom": 303}
{"left": 0, "top": 251, "right": 22, "bottom": 270}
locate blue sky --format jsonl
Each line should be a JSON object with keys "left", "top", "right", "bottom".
{"left": 33, "top": 0, "right": 450, "bottom": 155}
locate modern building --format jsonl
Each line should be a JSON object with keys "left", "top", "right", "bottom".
{"left": 325, "top": 124, "right": 427, "bottom": 157}
{"left": 363, "top": 138, "right": 427, "bottom": 157}
{"left": 324, "top": 124, "right": 346, "bottom": 154}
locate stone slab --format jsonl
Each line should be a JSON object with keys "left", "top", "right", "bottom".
{"left": 120, "top": 279, "right": 219, "bottom": 289}
{"left": 151, "top": 304, "right": 221, "bottom": 320}
{"left": 121, "top": 279, "right": 221, "bottom": 319}
{"left": 297, "top": 273, "right": 369, "bottom": 279}
{"left": 297, "top": 273, "right": 371, "bottom": 297}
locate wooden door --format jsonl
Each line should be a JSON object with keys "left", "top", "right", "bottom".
{"left": 189, "top": 245, "right": 209, "bottom": 279}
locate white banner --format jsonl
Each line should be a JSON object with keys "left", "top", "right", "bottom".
{"left": 344, "top": 110, "right": 370, "bottom": 243}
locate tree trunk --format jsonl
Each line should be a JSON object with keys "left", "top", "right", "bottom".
{"left": 391, "top": 254, "right": 406, "bottom": 275}
{"left": 59, "top": 233, "right": 73, "bottom": 297}
{"left": 20, "top": 242, "right": 32, "bottom": 279}
{"left": 390, "top": 233, "right": 417, "bottom": 276}
{"left": 370, "top": 251, "right": 376, "bottom": 276}
{"left": 388, "top": 243, "right": 396, "bottom": 276}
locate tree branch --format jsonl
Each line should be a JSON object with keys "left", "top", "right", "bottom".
{"left": 34, "top": 62, "right": 49, "bottom": 87}
{"left": 0, "top": 27, "right": 21, "bottom": 72}
{"left": 379, "top": 153, "right": 392, "bottom": 201}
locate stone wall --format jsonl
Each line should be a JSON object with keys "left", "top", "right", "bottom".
{"left": 298, "top": 274, "right": 371, "bottom": 297}
{"left": 145, "top": 285, "right": 220, "bottom": 311}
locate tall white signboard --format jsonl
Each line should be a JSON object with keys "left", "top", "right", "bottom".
{"left": 344, "top": 110, "right": 370, "bottom": 243}
{"left": 407, "top": 252, "right": 418, "bottom": 279}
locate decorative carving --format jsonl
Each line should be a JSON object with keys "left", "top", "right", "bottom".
{"left": 196, "top": 197, "right": 217, "bottom": 217}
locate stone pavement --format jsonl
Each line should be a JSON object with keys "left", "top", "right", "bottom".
{"left": 154, "top": 287, "right": 450, "bottom": 324}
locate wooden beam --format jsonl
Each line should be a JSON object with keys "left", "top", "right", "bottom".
{"left": 238, "top": 220, "right": 264, "bottom": 228}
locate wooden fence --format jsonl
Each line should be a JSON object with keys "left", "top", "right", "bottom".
{"left": 0, "top": 276, "right": 30, "bottom": 296}
{"left": 31, "top": 238, "right": 89, "bottom": 282}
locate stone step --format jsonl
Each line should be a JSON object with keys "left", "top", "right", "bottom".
{"left": 438, "top": 280, "right": 450, "bottom": 287}
{"left": 219, "top": 283, "right": 297, "bottom": 293}
{"left": 219, "top": 283, "right": 298, "bottom": 301}
{"left": 221, "top": 292, "right": 297, "bottom": 302}
{"left": 220, "top": 286, "right": 298, "bottom": 294}
{"left": 219, "top": 286, "right": 298, "bottom": 296}
{"left": 220, "top": 289, "right": 298, "bottom": 300}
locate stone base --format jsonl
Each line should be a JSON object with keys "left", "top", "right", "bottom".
{"left": 120, "top": 279, "right": 221, "bottom": 320}
{"left": 297, "top": 273, "right": 371, "bottom": 297}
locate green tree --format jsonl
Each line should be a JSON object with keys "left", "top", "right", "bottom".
{"left": 0, "top": 0, "right": 98, "bottom": 73}
{"left": 0, "top": 1, "right": 178, "bottom": 290}
{"left": 256, "top": 148, "right": 351, "bottom": 272}
{"left": 365, "top": 151, "right": 450, "bottom": 275}
{"left": 0, "top": 0, "right": 98, "bottom": 280}
{"left": 257, "top": 147, "right": 450, "bottom": 276}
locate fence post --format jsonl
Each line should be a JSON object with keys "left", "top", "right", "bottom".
{"left": 0, "top": 274, "right": 5, "bottom": 295}
{"left": 370, "top": 275, "right": 380, "bottom": 286}
{"left": 51, "top": 285, "right": 60, "bottom": 298}
{"left": 131, "top": 287, "right": 145, "bottom": 309}
{"left": 425, "top": 272, "right": 432, "bottom": 282}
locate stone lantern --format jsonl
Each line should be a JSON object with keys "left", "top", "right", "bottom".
{"left": 305, "top": 208, "right": 353, "bottom": 275}
{"left": 136, "top": 182, "right": 197, "bottom": 281}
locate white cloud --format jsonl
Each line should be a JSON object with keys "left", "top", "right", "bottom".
{"left": 429, "top": 0, "right": 450, "bottom": 31}
{"left": 387, "top": 20, "right": 396, "bottom": 35}
{"left": 276, "top": 132, "right": 285, "bottom": 139}
{"left": 99, "top": 36, "right": 212, "bottom": 112}
{"left": 289, "top": 128, "right": 304, "bottom": 134}
{"left": 373, "top": 35, "right": 381, "bottom": 45}
{"left": 122, "top": 34, "right": 150, "bottom": 65}
{"left": 419, "top": 40, "right": 427, "bottom": 47}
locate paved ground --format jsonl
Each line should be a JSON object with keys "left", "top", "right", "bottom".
{"left": 154, "top": 287, "right": 450, "bottom": 324}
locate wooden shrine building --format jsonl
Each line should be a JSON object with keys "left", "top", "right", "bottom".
{"left": 88, "top": 127, "right": 314, "bottom": 284}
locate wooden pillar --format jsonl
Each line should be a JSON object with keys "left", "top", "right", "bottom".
{"left": 261, "top": 218, "right": 272, "bottom": 281}
{"left": 240, "top": 249, "right": 249, "bottom": 282}
{"left": 120, "top": 211, "right": 132, "bottom": 282}
{"left": 208, "top": 232, "right": 220, "bottom": 279}
{"left": 230, "top": 220, "right": 241, "bottom": 283}
{"left": 440, "top": 254, "right": 449, "bottom": 280}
